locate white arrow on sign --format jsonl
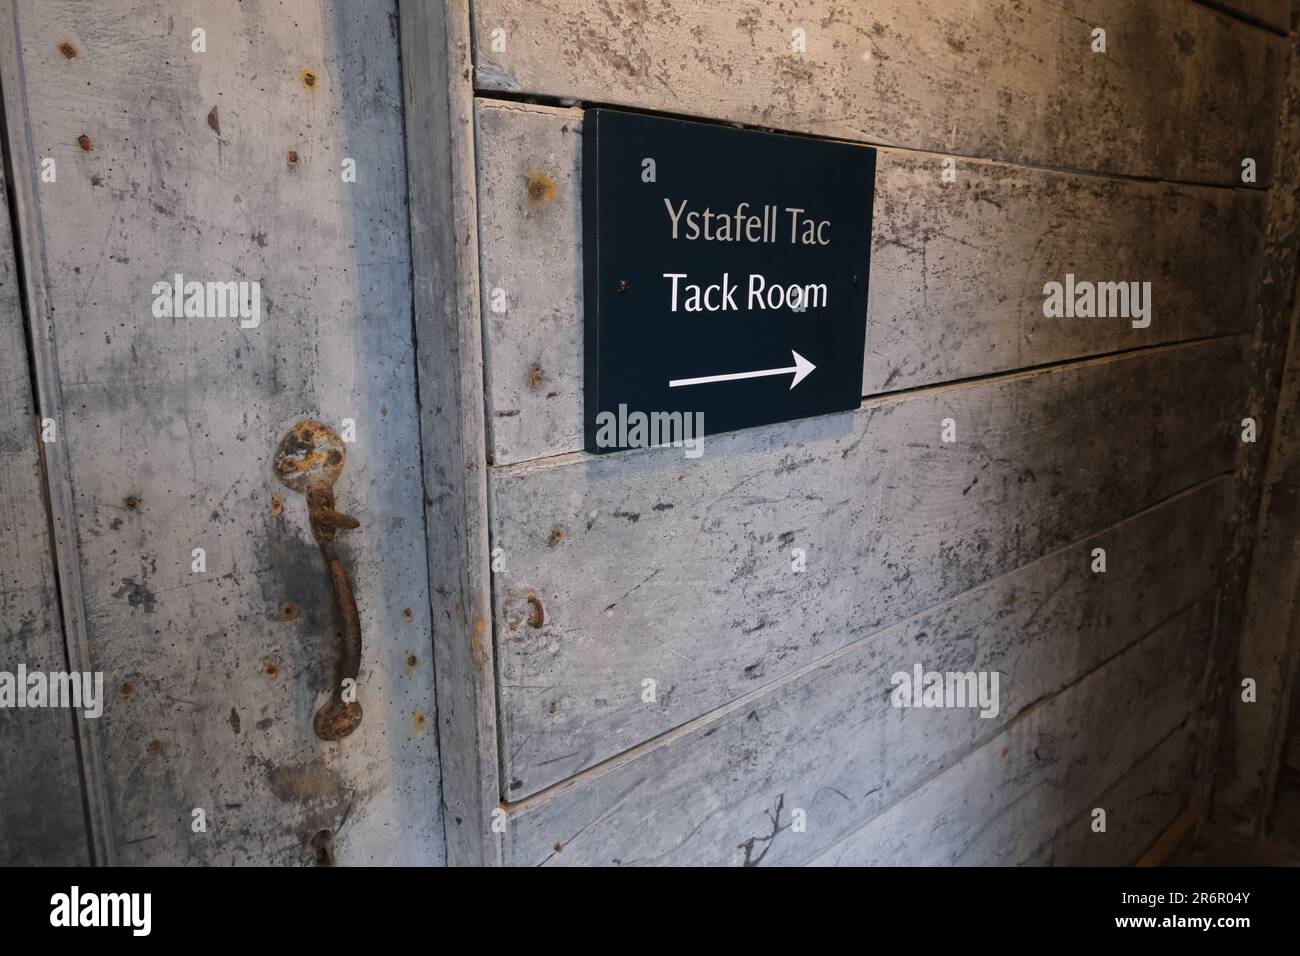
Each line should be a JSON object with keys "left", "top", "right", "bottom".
{"left": 669, "top": 350, "right": 817, "bottom": 391}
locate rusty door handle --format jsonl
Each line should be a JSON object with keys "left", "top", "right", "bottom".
{"left": 274, "top": 420, "right": 363, "bottom": 741}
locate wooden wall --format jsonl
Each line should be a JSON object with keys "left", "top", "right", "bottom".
{"left": 4, "top": 0, "right": 1297, "bottom": 867}
{"left": 0, "top": 0, "right": 444, "bottom": 865}
{"left": 0, "top": 162, "right": 90, "bottom": 865}
{"left": 402, "top": 0, "right": 1300, "bottom": 865}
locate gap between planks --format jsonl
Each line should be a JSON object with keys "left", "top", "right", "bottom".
{"left": 1189, "top": 0, "right": 1289, "bottom": 35}
{"left": 493, "top": 332, "right": 1251, "bottom": 477}
{"left": 470, "top": 90, "right": 1273, "bottom": 195}
{"left": 500, "top": 471, "right": 1233, "bottom": 818}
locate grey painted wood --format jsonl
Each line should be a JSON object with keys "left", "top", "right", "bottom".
{"left": 472, "top": 0, "right": 1280, "bottom": 186}
{"left": 475, "top": 101, "right": 1265, "bottom": 466}
{"left": 501, "top": 480, "right": 1226, "bottom": 865}
{"left": 0, "top": 2, "right": 114, "bottom": 864}
{"left": 0, "top": 162, "right": 90, "bottom": 866}
{"left": 492, "top": 339, "right": 1246, "bottom": 797}
{"left": 400, "top": 0, "right": 503, "bottom": 866}
{"left": 808, "top": 596, "right": 1213, "bottom": 865}
{"left": 5, "top": 0, "right": 442, "bottom": 864}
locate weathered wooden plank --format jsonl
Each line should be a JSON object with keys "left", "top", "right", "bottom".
{"left": 400, "top": 0, "right": 503, "bottom": 865}
{"left": 492, "top": 338, "right": 1246, "bottom": 796}
{"left": 1209, "top": 27, "right": 1300, "bottom": 836}
{"left": 501, "top": 480, "right": 1226, "bottom": 865}
{"left": 0, "top": 162, "right": 90, "bottom": 865}
{"left": 476, "top": 102, "right": 583, "bottom": 467}
{"left": 808, "top": 596, "right": 1213, "bottom": 865}
{"left": 473, "top": 0, "right": 1279, "bottom": 186}
{"left": 0, "top": 2, "right": 113, "bottom": 864}
{"left": 1025, "top": 725, "right": 1195, "bottom": 866}
{"left": 475, "top": 101, "right": 1264, "bottom": 466}
{"left": 8, "top": 0, "right": 443, "bottom": 864}
{"left": 1213, "top": 284, "right": 1300, "bottom": 831}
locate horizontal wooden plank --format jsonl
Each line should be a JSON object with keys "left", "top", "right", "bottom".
{"left": 502, "top": 480, "right": 1226, "bottom": 865}
{"left": 473, "top": 0, "right": 1280, "bottom": 186}
{"left": 809, "top": 596, "right": 1213, "bottom": 865}
{"left": 491, "top": 338, "right": 1246, "bottom": 796}
{"left": 475, "top": 101, "right": 1264, "bottom": 466}
{"left": 0, "top": 166, "right": 89, "bottom": 865}
{"left": 476, "top": 102, "right": 582, "bottom": 467}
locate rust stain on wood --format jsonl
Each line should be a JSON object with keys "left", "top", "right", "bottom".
{"left": 525, "top": 169, "right": 557, "bottom": 207}
{"left": 470, "top": 618, "right": 488, "bottom": 673}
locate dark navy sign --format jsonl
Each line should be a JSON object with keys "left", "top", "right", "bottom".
{"left": 582, "top": 108, "right": 875, "bottom": 454}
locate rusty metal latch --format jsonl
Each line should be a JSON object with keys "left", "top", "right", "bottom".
{"left": 274, "top": 420, "right": 363, "bottom": 741}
